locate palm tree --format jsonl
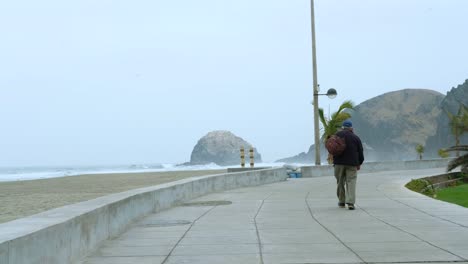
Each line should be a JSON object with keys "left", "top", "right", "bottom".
{"left": 446, "top": 104, "right": 468, "bottom": 157}
{"left": 318, "top": 100, "right": 355, "bottom": 163}
{"left": 445, "top": 145, "right": 468, "bottom": 173}
{"left": 438, "top": 148, "right": 449, "bottom": 158}
{"left": 415, "top": 144, "right": 424, "bottom": 160}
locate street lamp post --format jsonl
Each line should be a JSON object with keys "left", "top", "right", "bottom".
{"left": 311, "top": 0, "right": 337, "bottom": 165}
{"left": 310, "top": 0, "right": 320, "bottom": 165}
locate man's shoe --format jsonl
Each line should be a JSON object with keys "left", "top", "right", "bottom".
{"left": 347, "top": 203, "right": 355, "bottom": 210}
{"left": 338, "top": 202, "right": 345, "bottom": 208}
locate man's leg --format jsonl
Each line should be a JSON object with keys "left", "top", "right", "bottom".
{"left": 345, "top": 165, "right": 357, "bottom": 205}
{"left": 334, "top": 165, "right": 346, "bottom": 205}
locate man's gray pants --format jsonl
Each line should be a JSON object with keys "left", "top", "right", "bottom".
{"left": 334, "top": 165, "right": 357, "bottom": 204}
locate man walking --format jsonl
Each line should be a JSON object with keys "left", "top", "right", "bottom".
{"left": 333, "top": 120, "right": 364, "bottom": 210}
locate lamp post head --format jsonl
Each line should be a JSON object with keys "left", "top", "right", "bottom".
{"left": 326, "top": 88, "right": 337, "bottom": 99}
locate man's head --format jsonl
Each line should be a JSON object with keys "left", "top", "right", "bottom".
{"left": 342, "top": 120, "right": 353, "bottom": 130}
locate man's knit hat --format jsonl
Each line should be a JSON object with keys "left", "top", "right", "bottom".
{"left": 343, "top": 120, "right": 353, "bottom": 128}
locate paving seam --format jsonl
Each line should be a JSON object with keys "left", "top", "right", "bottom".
{"left": 357, "top": 201, "right": 468, "bottom": 261}
{"left": 366, "top": 261, "right": 468, "bottom": 263}
{"left": 378, "top": 182, "right": 468, "bottom": 229}
{"left": 254, "top": 192, "right": 275, "bottom": 264}
{"left": 160, "top": 205, "right": 217, "bottom": 264}
{"left": 304, "top": 191, "right": 367, "bottom": 264}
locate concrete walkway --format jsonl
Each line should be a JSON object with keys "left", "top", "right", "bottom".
{"left": 80, "top": 168, "right": 468, "bottom": 264}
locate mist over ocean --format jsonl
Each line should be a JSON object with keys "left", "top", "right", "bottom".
{"left": 0, "top": 162, "right": 292, "bottom": 182}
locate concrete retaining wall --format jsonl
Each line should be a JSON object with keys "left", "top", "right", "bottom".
{"left": 227, "top": 167, "right": 271, "bottom": 173}
{"left": 0, "top": 167, "right": 287, "bottom": 264}
{"left": 301, "top": 158, "right": 450, "bottom": 178}
{"left": 421, "top": 172, "right": 466, "bottom": 190}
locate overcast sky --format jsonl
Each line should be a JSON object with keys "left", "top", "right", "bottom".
{"left": 1, "top": 0, "right": 467, "bottom": 167}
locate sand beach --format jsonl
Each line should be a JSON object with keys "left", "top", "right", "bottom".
{"left": 0, "top": 169, "right": 225, "bottom": 224}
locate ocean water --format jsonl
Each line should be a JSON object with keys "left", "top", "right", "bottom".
{"left": 0, "top": 162, "right": 292, "bottom": 182}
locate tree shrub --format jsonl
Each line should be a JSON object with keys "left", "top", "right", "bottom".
{"left": 405, "top": 179, "right": 435, "bottom": 196}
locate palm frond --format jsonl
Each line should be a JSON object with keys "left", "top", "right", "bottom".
{"left": 445, "top": 106, "right": 468, "bottom": 135}
{"left": 460, "top": 103, "right": 468, "bottom": 113}
{"left": 447, "top": 154, "right": 468, "bottom": 172}
{"left": 457, "top": 103, "right": 466, "bottom": 115}
{"left": 318, "top": 108, "right": 327, "bottom": 128}
{"left": 445, "top": 145, "right": 468, "bottom": 152}
{"left": 318, "top": 108, "right": 329, "bottom": 141}
{"left": 336, "top": 100, "right": 355, "bottom": 114}
{"left": 461, "top": 103, "right": 468, "bottom": 115}
{"left": 327, "top": 120, "right": 340, "bottom": 133}
{"left": 335, "top": 112, "right": 352, "bottom": 123}
{"left": 461, "top": 104, "right": 468, "bottom": 132}
{"left": 318, "top": 100, "right": 355, "bottom": 142}
{"left": 445, "top": 108, "right": 455, "bottom": 119}
{"left": 331, "top": 109, "right": 352, "bottom": 121}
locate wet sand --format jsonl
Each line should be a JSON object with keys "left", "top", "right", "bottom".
{"left": 0, "top": 169, "right": 226, "bottom": 224}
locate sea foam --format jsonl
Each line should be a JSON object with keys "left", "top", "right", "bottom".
{"left": 0, "top": 162, "right": 296, "bottom": 182}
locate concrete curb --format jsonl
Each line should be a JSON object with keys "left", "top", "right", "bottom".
{"left": 301, "top": 158, "right": 450, "bottom": 177}
{"left": 0, "top": 167, "right": 287, "bottom": 264}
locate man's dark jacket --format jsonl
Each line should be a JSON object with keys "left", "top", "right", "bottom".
{"left": 333, "top": 129, "right": 364, "bottom": 166}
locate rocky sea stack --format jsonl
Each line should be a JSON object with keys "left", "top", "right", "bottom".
{"left": 190, "top": 130, "right": 262, "bottom": 166}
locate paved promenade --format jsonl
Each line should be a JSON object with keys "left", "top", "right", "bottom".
{"left": 80, "top": 168, "right": 468, "bottom": 264}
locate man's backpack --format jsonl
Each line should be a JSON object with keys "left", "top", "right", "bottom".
{"left": 325, "top": 135, "right": 346, "bottom": 156}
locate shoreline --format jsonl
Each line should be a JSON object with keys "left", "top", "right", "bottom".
{"left": 0, "top": 169, "right": 226, "bottom": 224}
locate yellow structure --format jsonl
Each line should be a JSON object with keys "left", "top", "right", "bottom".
{"left": 249, "top": 147, "right": 254, "bottom": 168}
{"left": 240, "top": 146, "right": 245, "bottom": 168}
